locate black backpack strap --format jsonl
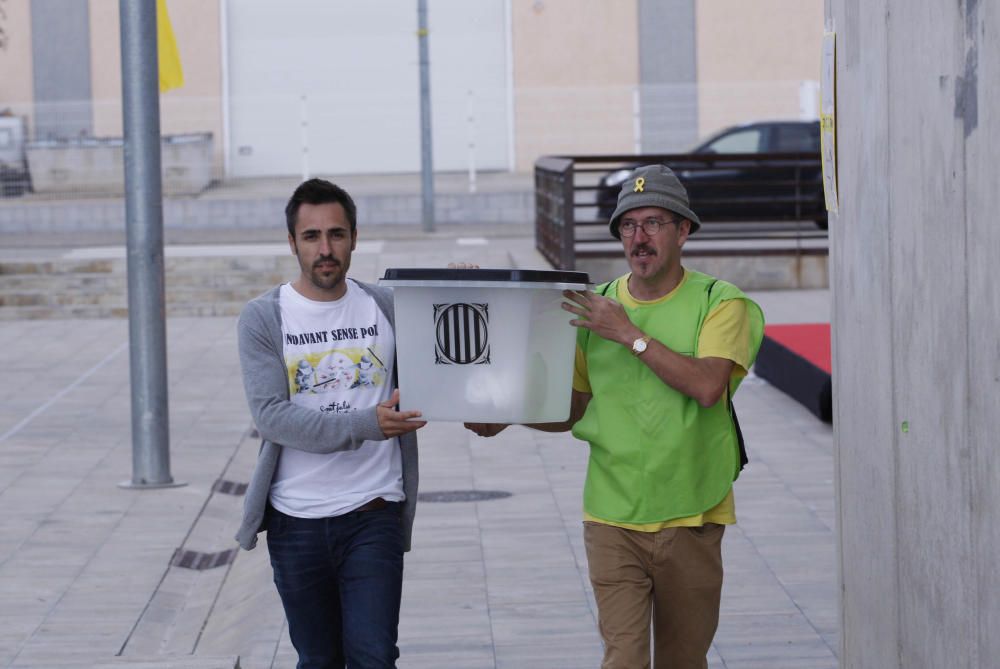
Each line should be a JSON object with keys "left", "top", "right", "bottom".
{"left": 707, "top": 280, "right": 748, "bottom": 472}
{"left": 582, "top": 280, "right": 615, "bottom": 352}
{"left": 728, "top": 384, "right": 749, "bottom": 471}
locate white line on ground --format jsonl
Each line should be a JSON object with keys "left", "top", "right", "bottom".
{"left": 0, "top": 341, "right": 129, "bottom": 445}
{"left": 456, "top": 237, "right": 489, "bottom": 246}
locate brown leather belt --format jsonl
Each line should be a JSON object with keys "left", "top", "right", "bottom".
{"left": 355, "top": 497, "right": 388, "bottom": 513}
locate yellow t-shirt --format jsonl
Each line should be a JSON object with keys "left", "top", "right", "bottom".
{"left": 573, "top": 270, "right": 752, "bottom": 531}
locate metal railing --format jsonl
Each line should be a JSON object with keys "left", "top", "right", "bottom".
{"left": 535, "top": 153, "right": 829, "bottom": 271}
{"left": 534, "top": 157, "right": 576, "bottom": 272}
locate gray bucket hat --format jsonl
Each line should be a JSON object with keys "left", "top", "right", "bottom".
{"left": 608, "top": 164, "right": 701, "bottom": 238}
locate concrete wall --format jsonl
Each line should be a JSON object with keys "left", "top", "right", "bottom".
{"left": 828, "top": 0, "right": 1000, "bottom": 667}
{"left": 0, "top": 0, "right": 35, "bottom": 128}
{"left": 696, "top": 0, "right": 823, "bottom": 137}
{"left": 88, "top": 0, "right": 225, "bottom": 176}
{"left": 511, "top": 0, "right": 639, "bottom": 170}
{"left": 638, "top": 0, "right": 699, "bottom": 151}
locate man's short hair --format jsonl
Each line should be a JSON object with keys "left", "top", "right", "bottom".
{"left": 285, "top": 178, "right": 358, "bottom": 237}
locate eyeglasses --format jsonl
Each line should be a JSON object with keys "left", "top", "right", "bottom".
{"left": 618, "top": 217, "right": 676, "bottom": 237}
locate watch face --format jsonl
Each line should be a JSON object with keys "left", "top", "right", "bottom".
{"left": 633, "top": 338, "right": 647, "bottom": 354}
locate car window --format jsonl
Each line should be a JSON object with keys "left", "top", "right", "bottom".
{"left": 703, "top": 128, "right": 763, "bottom": 154}
{"left": 774, "top": 124, "right": 819, "bottom": 152}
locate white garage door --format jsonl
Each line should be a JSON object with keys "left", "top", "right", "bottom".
{"left": 226, "top": 0, "right": 511, "bottom": 178}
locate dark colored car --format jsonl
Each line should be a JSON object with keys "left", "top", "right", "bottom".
{"left": 597, "top": 120, "right": 827, "bottom": 229}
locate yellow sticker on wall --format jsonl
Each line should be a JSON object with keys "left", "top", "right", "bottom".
{"left": 820, "top": 32, "right": 838, "bottom": 213}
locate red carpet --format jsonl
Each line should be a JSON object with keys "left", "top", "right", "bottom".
{"left": 754, "top": 323, "right": 832, "bottom": 422}
{"left": 762, "top": 324, "right": 831, "bottom": 373}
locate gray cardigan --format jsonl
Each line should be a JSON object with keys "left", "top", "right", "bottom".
{"left": 234, "top": 280, "right": 419, "bottom": 551}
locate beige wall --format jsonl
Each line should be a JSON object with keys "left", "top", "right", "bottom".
{"left": 696, "top": 0, "right": 823, "bottom": 137}
{"left": 512, "top": 0, "right": 639, "bottom": 170}
{"left": 0, "top": 0, "right": 36, "bottom": 128}
{"left": 89, "top": 0, "right": 224, "bottom": 174}
{"left": 511, "top": 0, "right": 823, "bottom": 170}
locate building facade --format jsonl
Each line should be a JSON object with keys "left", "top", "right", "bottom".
{"left": 0, "top": 0, "right": 822, "bottom": 179}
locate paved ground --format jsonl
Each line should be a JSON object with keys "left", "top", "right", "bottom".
{"left": 0, "top": 226, "right": 836, "bottom": 668}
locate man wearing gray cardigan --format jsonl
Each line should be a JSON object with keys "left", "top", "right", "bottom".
{"left": 236, "top": 179, "right": 424, "bottom": 669}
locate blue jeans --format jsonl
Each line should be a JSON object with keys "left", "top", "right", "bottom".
{"left": 266, "top": 502, "right": 404, "bottom": 669}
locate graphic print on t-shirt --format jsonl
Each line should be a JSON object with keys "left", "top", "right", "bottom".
{"left": 279, "top": 281, "right": 394, "bottom": 417}
{"left": 287, "top": 344, "right": 388, "bottom": 405}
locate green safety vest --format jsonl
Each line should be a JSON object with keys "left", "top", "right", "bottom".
{"left": 572, "top": 270, "right": 764, "bottom": 524}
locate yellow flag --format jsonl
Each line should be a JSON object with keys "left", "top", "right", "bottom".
{"left": 157, "top": 0, "right": 184, "bottom": 92}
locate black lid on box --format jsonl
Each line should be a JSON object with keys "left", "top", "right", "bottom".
{"left": 381, "top": 268, "right": 590, "bottom": 284}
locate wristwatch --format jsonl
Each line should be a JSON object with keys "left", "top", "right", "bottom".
{"left": 631, "top": 335, "right": 651, "bottom": 356}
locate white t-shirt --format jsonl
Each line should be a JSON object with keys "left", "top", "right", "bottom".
{"left": 269, "top": 280, "right": 404, "bottom": 518}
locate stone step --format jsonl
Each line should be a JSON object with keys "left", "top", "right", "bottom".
{"left": 0, "top": 258, "right": 118, "bottom": 275}
{"left": 0, "top": 286, "right": 275, "bottom": 307}
{"left": 0, "top": 270, "right": 293, "bottom": 292}
{"left": 0, "top": 253, "right": 301, "bottom": 318}
{"left": 0, "top": 301, "right": 252, "bottom": 320}
{"left": 0, "top": 187, "right": 532, "bottom": 234}
{"left": 0, "top": 254, "right": 300, "bottom": 276}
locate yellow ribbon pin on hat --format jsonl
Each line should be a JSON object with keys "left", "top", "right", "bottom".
{"left": 633, "top": 177, "right": 645, "bottom": 193}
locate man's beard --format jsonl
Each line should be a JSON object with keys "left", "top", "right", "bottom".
{"left": 308, "top": 256, "right": 345, "bottom": 290}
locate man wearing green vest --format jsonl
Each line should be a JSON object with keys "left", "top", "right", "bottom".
{"left": 467, "top": 164, "right": 764, "bottom": 669}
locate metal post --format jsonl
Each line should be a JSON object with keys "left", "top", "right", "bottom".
{"left": 118, "top": 0, "right": 182, "bottom": 489}
{"left": 632, "top": 86, "right": 642, "bottom": 154}
{"left": 299, "top": 93, "right": 310, "bottom": 181}
{"left": 467, "top": 89, "right": 477, "bottom": 193}
{"left": 417, "top": 0, "right": 435, "bottom": 231}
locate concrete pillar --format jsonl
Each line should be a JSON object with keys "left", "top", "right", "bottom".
{"left": 29, "top": 0, "right": 93, "bottom": 139}
{"left": 637, "top": 0, "right": 698, "bottom": 151}
{"left": 828, "top": 0, "right": 1000, "bottom": 667}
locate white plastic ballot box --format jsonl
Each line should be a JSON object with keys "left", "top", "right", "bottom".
{"left": 379, "top": 268, "right": 590, "bottom": 422}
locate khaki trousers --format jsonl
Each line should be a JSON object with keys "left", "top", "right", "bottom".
{"left": 583, "top": 521, "right": 725, "bottom": 669}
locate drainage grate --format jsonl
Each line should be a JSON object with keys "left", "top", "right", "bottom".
{"left": 170, "top": 548, "right": 238, "bottom": 571}
{"left": 417, "top": 490, "right": 512, "bottom": 503}
{"left": 213, "top": 479, "right": 248, "bottom": 496}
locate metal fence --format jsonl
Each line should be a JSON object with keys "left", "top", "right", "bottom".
{"left": 534, "top": 157, "right": 577, "bottom": 271}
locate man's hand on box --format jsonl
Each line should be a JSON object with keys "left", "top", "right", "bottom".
{"left": 464, "top": 423, "right": 509, "bottom": 438}
{"left": 562, "top": 289, "right": 642, "bottom": 347}
{"left": 378, "top": 389, "right": 426, "bottom": 437}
